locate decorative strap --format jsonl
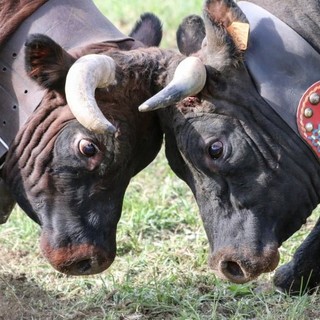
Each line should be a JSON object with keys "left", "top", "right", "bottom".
{"left": 239, "top": 1, "right": 320, "bottom": 160}
{"left": 238, "top": 1, "right": 320, "bottom": 134}
{"left": 297, "top": 82, "right": 320, "bottom": 157}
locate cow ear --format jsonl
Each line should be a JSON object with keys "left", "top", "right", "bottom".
{"left": 176, "top": 15, "right": 206, "bottom": 56}
{"left": 202, "top": 0, "right": 249, "bottom": 70}
{"left": 129, "top": 13, "right": 163, "bottom": 47}
{"left": 25, "top": 34, "right": 75, "bottom": 91}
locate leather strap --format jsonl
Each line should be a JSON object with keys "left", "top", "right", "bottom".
{"left": 238, "top": 1, "right": 320, "bottom": 137}
{"left": 297, "top": 81, "right": 320, "bottom": 157}
{"left": 0, "top": 0, "right": 133, "bottom": 160}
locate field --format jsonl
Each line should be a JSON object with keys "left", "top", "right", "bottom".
{"left": 1, "top": 0, "right": 320, "bottom": 319}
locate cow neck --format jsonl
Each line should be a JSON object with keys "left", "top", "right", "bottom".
{"left": 238, "top": 1, "right": 320, "bottom": 160}
{"left": 0, "top": 0, "right": 133, "bottom": 161}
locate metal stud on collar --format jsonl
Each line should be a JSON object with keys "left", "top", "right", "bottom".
{"left": 304, "top": 108, "right": 313, "bottom": 118}
{"left": 309, "top": 93, "right": 320, "bottom": 105}
{"left": 297, "top": 81, "right": 320, "bottom": 157}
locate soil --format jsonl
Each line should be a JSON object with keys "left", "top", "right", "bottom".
{"left": 0, "top": 248, "right": 61, "bottom": 320}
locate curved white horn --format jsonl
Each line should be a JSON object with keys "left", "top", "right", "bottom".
{"left": 139, "top": 56, "right": 206, "bottom": 112}
{"left": 65, "top": 54, "right": 117, "bottom": 133}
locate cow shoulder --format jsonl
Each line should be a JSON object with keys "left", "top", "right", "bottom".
{"left": 250, "top": 0, "right": 320, "bottom": 53}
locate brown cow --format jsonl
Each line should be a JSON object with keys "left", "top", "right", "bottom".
{"left": 0, "top": 0, "right": 163, "bottom": 275}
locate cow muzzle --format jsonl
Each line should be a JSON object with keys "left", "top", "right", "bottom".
{"left": 40, "top": 235, "right": 115, "bottom": 275}
{"left": 209, "top": 244, "right": 280, "bottom": 284}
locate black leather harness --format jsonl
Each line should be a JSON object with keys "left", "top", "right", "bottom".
{"left": 239, "top": 1, "right": 320, "bottom": 158}
{"left": 0, "top": 0, "right": 133, "bottom": 161}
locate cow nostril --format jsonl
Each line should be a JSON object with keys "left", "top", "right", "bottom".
{"left": 40, "top": 238, "right": 115, "bottom": 275}
{"left": 58, "top": 256, "right": 112, "bottom": 276}
{"left": 75, "top": 259, "right": 92, "bottom": 273}
{"left": 220, "top": 260, "right": 246, "bottom": 282}
{"left": 225, "top": 261, "right": 244, "bottom": 277}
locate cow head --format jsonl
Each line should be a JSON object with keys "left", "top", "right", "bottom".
{"left": 139, "top": 0, "right": 320, "bottom": 284}
{"left": 1, "top": 14, "right": 163, "bottom": 275}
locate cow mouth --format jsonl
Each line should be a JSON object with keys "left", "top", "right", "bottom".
{"left": 49, "top": 246, "right": 114, "bottom": 276}
{"left": 209, "top": 244, "right": 280, "bottom": 284}
{"left": 40, "top": 234, "right": 115, "bottom": 275}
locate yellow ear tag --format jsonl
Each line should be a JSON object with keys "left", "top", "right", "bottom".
{"left": 227, "top": 21, "right": 249, "bottom": 51}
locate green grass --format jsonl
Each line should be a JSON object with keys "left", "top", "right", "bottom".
{"left": 1, "top": 0, "right": 320, "bottom": 319}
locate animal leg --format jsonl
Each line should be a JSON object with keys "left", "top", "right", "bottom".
{"left": 274, "top": 218, "right": 320, "bottom": 294}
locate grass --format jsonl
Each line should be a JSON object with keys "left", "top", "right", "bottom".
{"left": 1, "top": 0, "right": 320, "bottom": 319}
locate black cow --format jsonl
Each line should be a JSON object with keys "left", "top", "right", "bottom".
{"left": 138, "top": 0, "right": 320, "bottom": 293}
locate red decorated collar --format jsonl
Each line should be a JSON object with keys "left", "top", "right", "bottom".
{"left": 297, "top": 81, "right": 320, "bottom": 158}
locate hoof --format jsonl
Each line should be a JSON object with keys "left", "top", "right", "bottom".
{"left": 274, "top": 262, "right": 317, "bottom": 295}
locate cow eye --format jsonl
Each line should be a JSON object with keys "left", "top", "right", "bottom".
{"left": 208, "top": 141, "right": 223, "bottom": 159}
{"left": 79, "top": 140, "right": 98, "bottom": 157}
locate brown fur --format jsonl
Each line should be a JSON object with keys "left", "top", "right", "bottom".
{"left": 40, "top": 232, "right": 114, "bottom": 275}
{"left": 0, "top": 0, "right": 47, "bottom": 46}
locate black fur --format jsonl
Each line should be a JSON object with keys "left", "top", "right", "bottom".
{"left": 129, "top": 13, "right": 162, "bottom": 47}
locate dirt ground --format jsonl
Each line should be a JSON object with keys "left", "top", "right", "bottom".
{"left": 0, "top": 249, "right": 53, "bottom": 320}
{"left": 0, "top": 247, "right": 123, "bottom": 320}
{"left": 1, "top": 273, "right": 49, "bottom": 320}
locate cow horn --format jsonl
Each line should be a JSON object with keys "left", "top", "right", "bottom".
{"left": 139, "top": 56, "right": 206, "bottom": 112}
{"left": 65, "top": 54, "right": 117, "bottom": 133}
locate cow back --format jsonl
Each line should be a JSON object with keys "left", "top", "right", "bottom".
{"left": 250, "top": 0, "right": 320, "bottom": 53}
